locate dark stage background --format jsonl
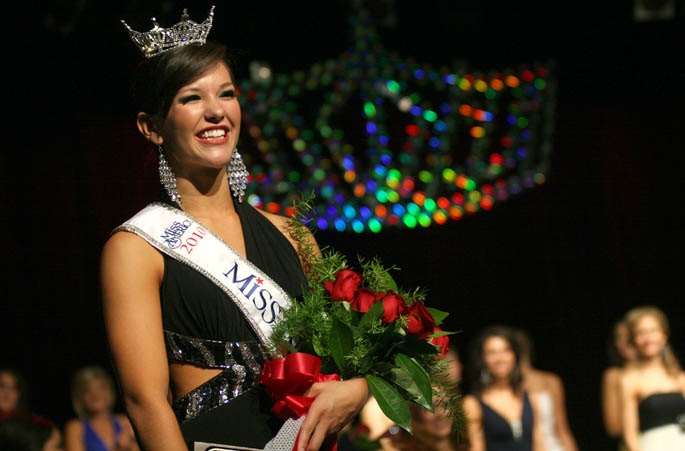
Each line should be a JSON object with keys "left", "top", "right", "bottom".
{"left": 4, "top": 1, "right": 684, "bottom": 448}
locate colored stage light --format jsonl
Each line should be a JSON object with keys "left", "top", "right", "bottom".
{"left": 352, "top": 220, "right": 365, "bottom": 233}
{"left": 369, "top": 218, "right": 382, "bottom": 233}
{"left": 437, "top": 197, "right": 450, "bottom": 210}
{"left": 470, "top": 127, "right": 485, "bottom": 138}
{"left": 403, "top": 214, "right": 418, "bottom": 228}
{"left": 364, "top": 102, "right": 377, "bottom": 117}
{"left": 418, "top": 213, "right": 432, "bottom": 227}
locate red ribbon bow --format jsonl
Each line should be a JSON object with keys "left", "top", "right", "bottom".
{"left": 261, "top": 353, "right": 340, "bottom": 450}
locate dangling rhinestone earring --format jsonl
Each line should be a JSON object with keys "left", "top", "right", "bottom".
{"left": 480, "top": 368, "right": 492, "bottom": 387}
{"left": 227, "top": 149, "right": 248, "bottom": 203}
{"left": 158, "top": 146, "right": 182, "bottom": 206}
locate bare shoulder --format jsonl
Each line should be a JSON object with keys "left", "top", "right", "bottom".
{"left": 678, "top": 371, "right": 685, "bottom": 390}
{"left": 620, "top": 366, "right": 640, "bottom": 391}
{"left": 103, "top": 230, "right": 158, "bottom": 258}
{"left": 101, "top": 231, "right": 163, "bottom": 277}
{"left": 462, "top": 394, "right": 482, "bottom": 419}
{"left": 65, "top": 418, "right": 82, "bottom": 429}
{"left": 603, "top": 366, "right": 621, "bottom": 380}
{"left": 257, "top": 209, "right": 320, "bottom": 255}
{"left": 64, "top": 418, "right": 83, "bottom": 436}
{"left": 257, "top": 209, "right": 290, "bottom": 234}
{"left": 544, "top": 371, "right": 563, "bottom": 390}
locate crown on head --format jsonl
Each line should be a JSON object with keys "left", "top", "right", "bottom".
{"left": 122, "top": 6, "right": 215, "bottom": 58}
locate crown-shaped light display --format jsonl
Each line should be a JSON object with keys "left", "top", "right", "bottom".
{"left": 121, "top": 6, "right": 215, "bottom": 58}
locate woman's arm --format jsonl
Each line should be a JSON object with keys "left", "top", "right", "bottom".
{"left": 101, "top": 232, "right": 186, "bottom": 450}
{"left": 602, "top": 367, "right": 623, "bottom": 437}
{"left": 64, "top": 419, "right": 85, "bottom": 451}
{"left": 462, "top": 395, "right": 485, "bottom": 451}
{"left": 549, "top": 375, "right": 577, "bottom": 451}
{"left": 530, "top": 394, "right": 546, "bottom": 451}
{"left": 620, "top": 372, "right": 640, "bottom": 451}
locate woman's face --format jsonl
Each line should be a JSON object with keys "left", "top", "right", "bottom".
{"left": 82, "top": 378, "right": 112, "bottom": 415}
{"left": 632, "top": 315, "right": 667, "bottom": 359}
{"left": 157, "top": 62, "right": 241, "bottom": 175}
{"left": 615, "top": 322, "right": 637, "bottom": 362}
{"left": 483, "top": 335, "right": 516, "bottom": 380}
{"left": 411, "top": 395, "right": 453, "bottom": 440}
{"left": 0, "top": 371, "right": 19, "bottom": 413}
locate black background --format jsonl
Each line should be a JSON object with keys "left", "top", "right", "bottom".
{"left": 3, "top": 1, "right": 684, "bottom": 448}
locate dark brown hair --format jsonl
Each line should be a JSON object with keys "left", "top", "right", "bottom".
{"left": 133, "top": 42, "right": 234, "bottom": 119}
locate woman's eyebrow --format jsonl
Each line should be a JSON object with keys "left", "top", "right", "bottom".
{"left": 179, "top": 82, "right": 234, "bottom": 94}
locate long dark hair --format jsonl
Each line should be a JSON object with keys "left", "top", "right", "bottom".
{"left": 468, "top": 326, "right": 523, "bottom": 394}
{"left": 132, "top": 42, "right": 235, "bottom": 119}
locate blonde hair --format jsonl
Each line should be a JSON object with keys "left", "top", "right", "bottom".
{"left": 70, "top": 366, "right": 115, "bottom": 418}
{"left": 625, "top": 306, "right": 682, "bottom": 376}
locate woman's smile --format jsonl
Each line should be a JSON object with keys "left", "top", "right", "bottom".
{"left": 196, "top": 125, "right": 230, "bottom": 144}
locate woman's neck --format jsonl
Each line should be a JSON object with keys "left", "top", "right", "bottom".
{"left": 87, "top": 410, "right": 110, "bottom": 422}
{"left": 487, "top": 377, "right": 513, "bottom": 392}
{"left": 637, "top": 354, "right": 664, "bottom": 370}
{"left": 176, "top": 168, "right": 236, "bottom": 218}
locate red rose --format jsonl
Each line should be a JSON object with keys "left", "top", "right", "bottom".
{"left": 351, "top": 289, "right": 382, "bottom": 312}
{"left": 431, "top": 327, "right": 449, "bottom": 360}
{"left": 324, "top": 269, "right": 363, "bottom": 303}
{"left": 404, "top": 302, "right": 436, "bottom": 339}
{"left": 380, "top": 291, "right": 409, "bottom": 324}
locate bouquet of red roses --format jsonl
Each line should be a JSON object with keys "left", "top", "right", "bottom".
{"left": 266, "top": 249, "right": 457, "bottom": 433}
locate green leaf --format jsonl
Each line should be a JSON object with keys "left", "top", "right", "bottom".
{"left": 397, "top": 337, "right": 441, "bottom": 355}
{"left": 428, "top": 330, "right": 456, "bottom": 339}
{"left": 366, "top": 375, "right": 412, "bottom": 433}
{"left": 358, "top": 301, "right": 385, "bottom": 331}
{"left": 389, "top": 367, "right": 433, "bottom": 411}
{"left": 380, "top": 271, "right": 399, "bottom": 292}
{"left": 426, "top": 307, "right": 449, "bottom": 326}
{"left": 395, "top": 354, "right": 434, "bottom": 413}
{"left": 329, "top": 316, "right": 353, "bottom": 374}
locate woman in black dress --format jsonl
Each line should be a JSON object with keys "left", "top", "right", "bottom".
{"left": 462, "top": 326, "right": 543, "bottom": 451}
{"left": 103, "top": 8, "right": 368, "bottom": 450}
{"left": 619, "top": 306, "right": 684, "bottom": 451}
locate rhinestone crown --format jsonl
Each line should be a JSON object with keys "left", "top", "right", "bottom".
{"left": 121, "top": 6, "right": 215, "bottom": 58}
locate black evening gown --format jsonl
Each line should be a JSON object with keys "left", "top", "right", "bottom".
{"left": 158, "top": 195, "right": 307, "bottom": 449}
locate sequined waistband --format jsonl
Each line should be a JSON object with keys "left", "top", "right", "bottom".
{"left": 165, "top": 330, "right": 267, "bottom": 423}
{"left": 164, "top": 329, "right": 266, "bottom": 369}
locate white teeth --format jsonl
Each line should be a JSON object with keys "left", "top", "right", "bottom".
{"left": 199, "top": 129, "right": 227, "bottom": 139}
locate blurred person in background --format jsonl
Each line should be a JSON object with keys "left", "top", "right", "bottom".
{"left": 601, "top": 319, "right": 637, "bottom": 446}
{"left": 0, "top": 369, "right": 30, "bottom": 415}
{"left": 620, "top": 306, "right": 685, "bottom": 451}
{"left": 351, "top": 347, "right": 464, "bottom": 450}
{"left": 514, "top": 329, "right": 577, "bottom": 451}
{"left": 0, "top": 412, "right": 63, "bottom": 451}
{"left": 64, "top": 366, "right": 137, "bottom": 451}
{"left": 462, "top": 326, "right": 544, "bottom": 451}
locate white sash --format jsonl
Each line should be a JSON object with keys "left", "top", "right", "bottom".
{"left": 114, "top": 202, "right": 292, "bottom": 345}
